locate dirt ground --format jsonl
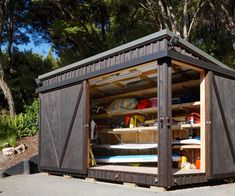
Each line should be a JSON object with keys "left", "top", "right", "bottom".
{"left": 0, "top": 134, "right": 38, "bottom": 171}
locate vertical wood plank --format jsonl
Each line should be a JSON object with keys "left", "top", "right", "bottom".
{"left": 200, "top": 71, "right": 206, "bottom": 172}
{"left": 157, "top": 58, "right": 172, "bottom": 187}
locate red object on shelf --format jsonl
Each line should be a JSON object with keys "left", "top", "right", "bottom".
{"left": 187, "top": 113, "right": 200, "bottom": 124}
{"left": 136, "top": 99, "right": 151, "bottom": 109}
{"left": 125, "top": 115, "right": 130, "bottom": 126}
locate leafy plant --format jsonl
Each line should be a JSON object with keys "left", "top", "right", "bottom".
{"left": 20, "top": 98, "right": 39, "bottom": 137}
{"left": 7, "top": 135, "right": 17, "bottom": 148}
{"left": 0, "top": 114, "right": 23, "bottom": 149}
{"left": 0, "top": 99, "right": 39, "bottom": 149}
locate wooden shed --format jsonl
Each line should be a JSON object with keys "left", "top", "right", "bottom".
{"left": 36, "top": 29, "right": 235, "bottom": 188}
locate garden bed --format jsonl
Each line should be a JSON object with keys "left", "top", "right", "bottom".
{"left": 0, "top": 134, "right": 38, "bottom": 171}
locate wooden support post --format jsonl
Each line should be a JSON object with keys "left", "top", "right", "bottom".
{"left": 157, "top": 58, "right": 172, "bottom": 188}
{"left": 205, "top": 71, "right": 213, "bottom": 177}
{"left": 200, "top": 71, "right": 206, "bottom": 172}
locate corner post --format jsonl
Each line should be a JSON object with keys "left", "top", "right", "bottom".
{"left": 157, "top": 57, "right": 172, "bottom": 188}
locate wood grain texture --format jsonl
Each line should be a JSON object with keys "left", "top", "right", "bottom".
{"left": 39, "top": 82, "right": 89, "bottom": 174}
{"left": 205, "top": 71, "right": 212, "bottom": 178}
{"left": 157, "top": 58, "right": 172, "bottom": 187}
{"left": 200, "top": 71, "right": 206, "bottom": 172}
{"left": 211, "top": 74, "right": 235, "bottom": 177}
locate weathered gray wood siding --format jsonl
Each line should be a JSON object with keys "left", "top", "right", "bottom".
{"left": 39, "top": 81, "right": 89, "bottom": 174}
{"left": 207, "top": 72, "right": 235, "bottom": 178}
{"left": 40, "top": 39, "right": 169, "bottom": 88}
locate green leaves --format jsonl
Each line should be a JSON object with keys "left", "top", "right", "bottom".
{"left": 20, "top": 98, "right": 39, "bottom": 137}
{"left": 0, "top": 99, "right": 39, "bottom": 149}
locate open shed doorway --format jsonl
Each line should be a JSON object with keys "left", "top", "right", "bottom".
{"left": 88, "top": 61, "right": 160, "bottom": 175}
{"left": 171, "top": 60, "right": 206, "bottom": 175}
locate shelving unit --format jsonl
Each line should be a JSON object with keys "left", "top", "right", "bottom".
{"left": 90, "top": 61, "right": 204, "bottom": 178}
{"left": 94, "top": 101, "right": 200, "bottom": 119}
{"left": 170, "top": 65, "right": 204, "bottom": 174}
{"left": 93, "top": 79, "right": 200, "bottom": 105}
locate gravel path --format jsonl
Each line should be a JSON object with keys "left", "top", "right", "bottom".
{"left": 0, "top": 174, "right": 235, "bottom": 196}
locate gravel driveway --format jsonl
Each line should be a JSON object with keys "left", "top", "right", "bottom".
{"left": 0, "top": 174, "right": 235, "bottom": 196}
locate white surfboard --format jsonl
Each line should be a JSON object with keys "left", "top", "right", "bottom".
{"left": 93, "top": 143, "right": 158, "bottom": 150}
{"left": 172, "top": 138, "right": 200, "bottom": 145}
{"left": 95, "top": 155, "right": 181, "bottom": 163}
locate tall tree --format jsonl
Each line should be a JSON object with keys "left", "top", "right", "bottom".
{"left": 0, "top": 0, "right": 15, "bottom": 115}
{"left": 30, "top": 0, "right": 234, "bottom": 69}
{"left": 0, "top": 0, "right": 31, "bottom": 115}
{"left": 29, "top": 0, "right": 155, "bottom": 66}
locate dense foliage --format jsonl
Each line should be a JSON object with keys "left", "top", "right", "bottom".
{"left": 0, "top": 99, "right": 39, "bottom": 149}
{"left": 29, "top": 0, "right": 235, "bottom": 68}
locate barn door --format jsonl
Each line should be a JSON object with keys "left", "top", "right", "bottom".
{"left": 39, "top": 81, "right": 90, "bottom": 175}
{"left": 206, "top": 72, "right": 235, "bottom": 178}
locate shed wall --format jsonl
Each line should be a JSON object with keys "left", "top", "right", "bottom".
{"left": 41, "top": 39, "right": 167, "bottom": 87}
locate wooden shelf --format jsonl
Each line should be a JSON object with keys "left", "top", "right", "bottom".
{"left": 109, "top": 126, "right": 158, "bottom": 133}
{"left": 93, "top": 79, "right": 200, "bottom": 105}
{"left": 93, "top": 87, "right": 157, "bottom": 105}
{"left": 94, "top": 101, "right": 200, "bottom": 119}
{"left": 173, "top": 144, "right": 200, "bottom": 149}
{"left": 172, "top": 123, "right": 201, "bottom": 130}
{"left": 102, "top": 123, "right": 200, "bottom": 134}
{"left": 94, "top": 107, "right": 157, "bottom": 119}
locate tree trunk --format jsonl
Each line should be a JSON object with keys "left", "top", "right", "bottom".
{"left": 0, "top": 76, "right": 15, "bottom": 115}
{"left": 0, "top": 1, "right": 15, "bottom": 115}
{"left": 183, "top": 0, "right": 189, "bottom": 40}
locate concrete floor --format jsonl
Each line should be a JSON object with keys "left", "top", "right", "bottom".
{"left": 0, "top": 174, "right": 235, "bottom": 196}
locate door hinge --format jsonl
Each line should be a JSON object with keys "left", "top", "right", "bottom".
{"left": 206, "top": 121, "right": 212, "bottom": 125}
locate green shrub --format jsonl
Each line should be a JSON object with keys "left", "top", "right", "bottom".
{"left": 0, "top": 99, "right": 39, "bottom": 148}
{"left": 0, "top": 114, "right": 23, "bottom": 149}
{"left": 7, "top": 135, "right": 17, "bottom": 147}
{"left": 0, "top": 115, "right": 21, "bottom": 139}
{"left": 21, "top": 98, "right": 39, "bottom": 137}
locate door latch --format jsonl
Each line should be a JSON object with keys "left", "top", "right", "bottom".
{"left": 166, "top": 117, "right": 171, "bottom": 129}
{"left": 159, "top": 118, "right": 164, "bottom": 129}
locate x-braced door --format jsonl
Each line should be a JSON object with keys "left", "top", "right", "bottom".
{"left": 39, "top": 81, "right": 89, "bottom": 175}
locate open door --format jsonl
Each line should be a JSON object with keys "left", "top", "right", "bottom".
{"left": 206, "top": 72, "right": 235, "bottom": 178}
{"left": 39, "top": 81, "right": 90, "bottom": 175}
